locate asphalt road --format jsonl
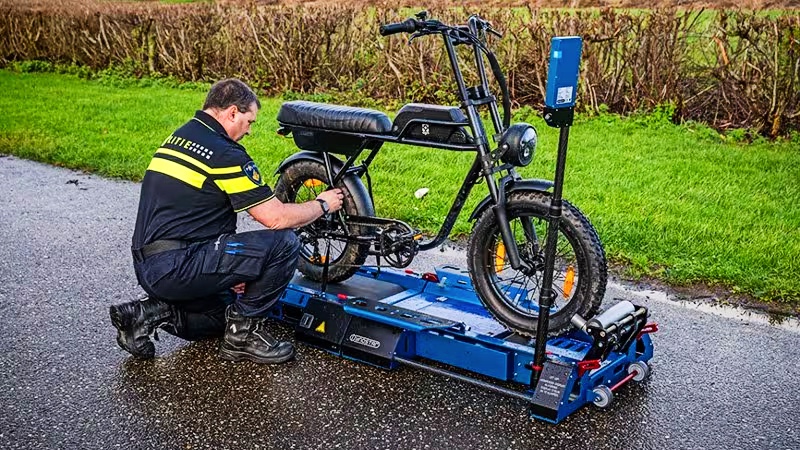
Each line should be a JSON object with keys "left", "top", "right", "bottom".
{"left": 1, "top": 155, "right": 798, "bottom": 450}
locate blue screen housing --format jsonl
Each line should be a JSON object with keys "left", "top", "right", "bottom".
{"left": 544, "top": 36, "right": 583, "bottom": 109}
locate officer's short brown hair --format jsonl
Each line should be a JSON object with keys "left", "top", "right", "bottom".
{"left": 203, "top": 79, "right": 261, "bottom": 113}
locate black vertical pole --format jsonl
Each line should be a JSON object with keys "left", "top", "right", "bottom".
{"left": 531, "top": 108, "right": 573, "bottom": 388}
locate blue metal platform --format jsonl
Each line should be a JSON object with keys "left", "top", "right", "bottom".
{"left": 268, "top": 266, "right": 655, "bottom": 424}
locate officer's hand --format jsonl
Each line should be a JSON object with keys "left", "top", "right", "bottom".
{"left": 316, "top": 188, "right": 344, "bottom": 213}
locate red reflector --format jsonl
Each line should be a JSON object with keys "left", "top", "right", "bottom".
{"left": 637, "top": 322, "right": 660, "bottom": 339}
{"left": 422, "top": 272, "right": 439, "bottom": 283}
{"left": 405, "top": 269, "right": 415, "bottom": 274}
{"left": 337, "top": 293, "right": 348, "bottom": 300}
{"left": 577, "top": 359, "right": 602, "bottom": 377}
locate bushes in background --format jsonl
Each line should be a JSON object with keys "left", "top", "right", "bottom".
{"left": 1, "top": 0, "right": 798, "bottom": 137}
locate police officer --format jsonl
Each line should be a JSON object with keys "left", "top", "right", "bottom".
{"left": 109, "top": 78, "right": 343, "bottom": 363}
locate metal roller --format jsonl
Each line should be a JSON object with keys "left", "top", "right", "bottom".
{"left": 587, "top": 301, "right": 636, "bottom": 330}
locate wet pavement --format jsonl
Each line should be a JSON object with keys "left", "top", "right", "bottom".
{"left": 1, "top": 155, "right": 799, "bottom": 450}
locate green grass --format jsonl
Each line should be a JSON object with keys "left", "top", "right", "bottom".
{"left": 1, "top": 70, "right": 799, "bottom": 307}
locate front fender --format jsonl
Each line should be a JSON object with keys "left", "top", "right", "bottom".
{"left": 275, "top": 151, "right": 375, "bottom": 217}
{"left": 468, "top": 178, "right": 554, "bottom": 222}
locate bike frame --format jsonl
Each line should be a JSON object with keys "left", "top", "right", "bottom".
{"left": 277, "top": 19, "right": 536, "bottom": 272}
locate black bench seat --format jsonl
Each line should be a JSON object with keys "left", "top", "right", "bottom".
{"left": 277, "top": 100, "right": 393, "bottom": 135}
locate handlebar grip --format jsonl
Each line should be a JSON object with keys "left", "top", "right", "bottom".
{"left": 379, "top": 19, "right": 418, "bottom": 36}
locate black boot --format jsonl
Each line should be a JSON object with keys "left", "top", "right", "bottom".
{"left": 109, "top": 296, "right": 175, "bottom": 359}
{"left": 219, "top": 306, "right": 295, "bottom": 364}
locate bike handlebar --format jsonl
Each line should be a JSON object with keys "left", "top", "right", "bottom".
{"left": 379, "top": 19, "right": 419, "bottom": 36}
{"left": 379, "top": 13, "right": 511, "bottom": 129}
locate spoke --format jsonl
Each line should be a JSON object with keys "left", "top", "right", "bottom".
{"left": 493, "top": 241, "right": 528, "bottom": 302}
{"left": 489, "top": 242, "right": 510, "bottom": 274}
{"left": 520, "top": 215, "right": 537, "bottom": 245}
{"left": 551, "top": 283, "right": 567, "bottom": 307}
{"left": 532, "top": 268, "right": 542, "bottom": 292}
{"left": 504, "top": 270, "right": 526, "bottom": 297}
{"left": 479, "top": 207, "right": 584, "bottom": 320}
{"left": 512, "top": 218, "right": 518, "bottom": 242}
{"left": 294, "top": 176, "right": 353, "bottom": 265}
{"left": 517, "top": 270, "right": 534, "bottom": 314}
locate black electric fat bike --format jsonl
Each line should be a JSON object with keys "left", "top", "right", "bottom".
{"left": 273, "top": 12, "right": 607, "bottom": 335}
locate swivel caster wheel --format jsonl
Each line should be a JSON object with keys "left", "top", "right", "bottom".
{"left": 628, "top": 361, "right": 651, "bottom": 382}
{"left": 592, "top": 385, "right": 614, "bottom": 409}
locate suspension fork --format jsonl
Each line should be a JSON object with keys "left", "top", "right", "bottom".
{"left": 441, "top": 31, "right": 532, "bottom": 273}
{"left": 487, "top": 174, "right": 533, "bottom": 272}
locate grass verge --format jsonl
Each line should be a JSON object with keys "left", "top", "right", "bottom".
{"left": 1, "top": 70, "right": 798, "bottom": 309}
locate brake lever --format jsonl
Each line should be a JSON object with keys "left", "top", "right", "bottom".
{"left": 487, "top": 27, "right": 503, "bottom": 39}
{"left": 408, "top": 31, "right": 425, "bottom": 45}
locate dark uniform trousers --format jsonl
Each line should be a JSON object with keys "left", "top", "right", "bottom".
{"left": 133, "top": 229, "right": 301, "bottom": 341}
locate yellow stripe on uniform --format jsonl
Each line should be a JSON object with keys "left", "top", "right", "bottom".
{"left": 215, "top": 176, "right": 260, "bottom": 194}
{"left": 147, "top": 158, "right": 206, "bottom": 188}
{"left": 155, "top": 148, "right": 241, "bottom": 175}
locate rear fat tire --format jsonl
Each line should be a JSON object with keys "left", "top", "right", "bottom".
{"left": 274, "top": 160, "right": 370, "bottom": 283}
{"left": 467, "top": 190, "right": 607, "bottom": 336}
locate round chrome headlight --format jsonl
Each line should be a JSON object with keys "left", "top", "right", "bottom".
{"left": 499, "top": 123, "right": 537, "bottom": 167}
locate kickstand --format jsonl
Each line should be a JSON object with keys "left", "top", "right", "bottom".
{"left": 320, "top": 237, "right": 332, "bottom": 294}
{"left": 374, "top": 253, "right": 382, "bottom": 277}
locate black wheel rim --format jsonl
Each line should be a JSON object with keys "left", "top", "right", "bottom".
{"left": 290, "top": 177, "right": 349, "bottom": 266}
{"left": 484, "top": 211, "right": 582, "bottom": 318}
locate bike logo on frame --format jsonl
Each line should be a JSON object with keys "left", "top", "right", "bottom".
{"left": 421, "top": 123, "right": 430, "bottom": 135}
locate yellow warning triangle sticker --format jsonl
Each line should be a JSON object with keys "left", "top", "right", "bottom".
{"left": 314, "top": 321, "right": 326, "bottom": 334}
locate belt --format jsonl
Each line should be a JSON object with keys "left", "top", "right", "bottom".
{"left": 133, "top": 239, "right": 189, "bottom": 262}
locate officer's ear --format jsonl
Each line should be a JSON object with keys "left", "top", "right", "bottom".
{"left": 224, "top": 105, "right": 239, "bottom": 122}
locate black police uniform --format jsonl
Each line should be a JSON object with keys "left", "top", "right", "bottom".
{"left": 131, "top": 111, "right": 300, "bottom": 341}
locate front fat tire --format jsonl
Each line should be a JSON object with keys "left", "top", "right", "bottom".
{"left": 274, "top": 160, "right": 370, "bottom": 283}
{"left": 467, "top": 191, "right": 607, "bottom": 336}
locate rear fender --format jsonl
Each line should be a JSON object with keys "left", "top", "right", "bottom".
{"left": 468, "top": 179, "right": 554, "bottom": 222}
{"left": 275, "top": 151, "right": 375, "bottom": 216}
